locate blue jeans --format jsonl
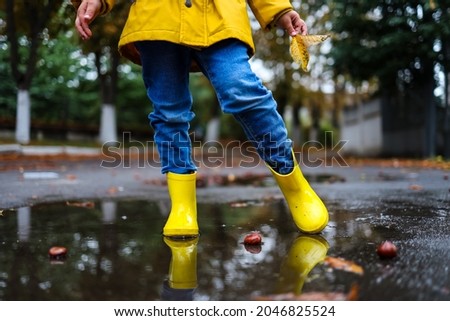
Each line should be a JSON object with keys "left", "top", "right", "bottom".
{"left": 135, "top": 39, "right": 294, "bottom": 174}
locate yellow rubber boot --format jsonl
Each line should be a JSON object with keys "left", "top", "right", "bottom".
{"left": 277, "top": 235, "right": 329, "bottom": 295}
{"left": 268, "top": 152, "right": 329, "bottom": 234}
{"left": 163, "top": 236, "right": 198, "bottom": 290}
{"left": 163, "top": 172, "right": 199, "bottom": 238}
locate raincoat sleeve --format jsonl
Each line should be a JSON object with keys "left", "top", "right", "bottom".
{"left": 247, "top": 0, "right": 294, "bottom": 30}
{"left": 70, "top": 0, "right": 115, "bottom": 16}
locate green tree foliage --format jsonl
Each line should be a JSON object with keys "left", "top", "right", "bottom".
{"left": 328, "top": 0, "right": 450, "bottom": 157}
{"left": 328, "top": 0, "right": 445, "bottom": 87}
{"left": 0, "top": 1, "right": 72, "bottom": 140}
{"left": 252, "top": 0, "right": 335, "bottom": 146}
{"left": 0, "top": 9, "right": 16, "bottom": 118}
{"left": 2, "top": 0, "right": 63, "bottom": 90}
{"left": 0, "top": 2, "right": 150, "bottom": 141}
{"left": 1, "top": 1, "right": 447, "bottom": 152}
{"left": 115, "top": 62, "right": 152, "bottom": 137}
{"left": 70, "top": 2, "right": 160, "bottom": 141}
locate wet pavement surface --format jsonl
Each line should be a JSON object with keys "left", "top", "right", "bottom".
{"left": 0, "top": 150, "right": 449, "bottom": 300}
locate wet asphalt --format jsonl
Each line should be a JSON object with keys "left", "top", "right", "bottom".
{"left": 0, "top": 148, "right": 449, "bottom": 300}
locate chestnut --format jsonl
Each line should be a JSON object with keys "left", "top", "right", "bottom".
{"left": 49, "top": 246, "right": 68, "bottom": 260}
{"left": 243, "top": 232, "right": 262, "bottom": 245}
{"left": 244, "top": 244, "right": 262, "bottom": 254}
{"left": 376, "top": 241, "right": 397, "bottom": 259}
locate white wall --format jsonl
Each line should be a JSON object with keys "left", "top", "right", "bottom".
{"left": 340, "top": 98, "right": 383, "bottom": 156}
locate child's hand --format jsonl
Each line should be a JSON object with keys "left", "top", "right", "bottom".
{"left": 276, "top": 11, "right": 307, "bottom": 37}
{"left": 74, "top": 0, "right": 102, "bottom": 40}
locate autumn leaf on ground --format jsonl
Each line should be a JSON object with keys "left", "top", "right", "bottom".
{"left": 324, "top": 256, "right": 364, "bottom": 275}
{"left": 65, "top": 174, "right": 77, "bottom": 180}
{"left": 409, "top": 184, "right": 423, "bottom": 191}
{"left": 66, "top": 201, "right": 95, "bottom": 208}
{"left": 108, "top": 186, "right": 119, "bottom": 195}
{"left": 252, "top": 291, "right": 348, "bottom": 301}
{"left": 290, "top": 35, "right": 330, "bottom": 71}
{"left": 251, "top": 284, "right": 359, "bottom": 301}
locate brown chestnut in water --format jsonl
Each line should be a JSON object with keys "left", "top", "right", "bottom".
{"left": 244, "top": 244, "right": 262, "bottom": 254}
{"left": 376, "top": 241, "right": 397, "bottom": 259}
{"left": 49, "top": 246, "right": 68, "bottom": 259}
{"left": 243, "top": 232, "right": 262, "bottom": 245}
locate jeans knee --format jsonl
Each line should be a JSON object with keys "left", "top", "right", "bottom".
{"left": 149, "top": 109, "right": 195, "bottom": 125}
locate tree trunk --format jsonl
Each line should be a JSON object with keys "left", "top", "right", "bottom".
{"left": 15, "top": 90, "right": 31, "bottom": 144}
{"left": 444, "top": 69, "right": 450, "bottom": 159}
{"left": 423, "top": 65, "right": 437, "bottom": 158}
{"left": 99, "top": 103, "right": 118, "bottom": 144}
{"left": 309, "top": 104, "right": 320, "bottom": 142}
{"left": 443, "top": 40, "right": 450, "bottom": 159}
{"left": 95, "top": 49, "right": 120, "bottom": 145}
{"left": 17, "top": 206, "right": 31, "bottom": 242}
{"left": 205, "top": 117, "right": 221, "bottom": 143}
{"left": 6, "top": 0, "right": 60, "bottom": 144}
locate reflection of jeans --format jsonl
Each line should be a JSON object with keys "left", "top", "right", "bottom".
{"left": 136, "top": 39, "right": 294, "bottom": 174}
{"left": 161, "top": 280, "right": 195, "bottom": 301}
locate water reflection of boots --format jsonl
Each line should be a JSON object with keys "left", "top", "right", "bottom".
{"left": 161, "top": 236, "right": 198, "bottom": 301}
{"left": 277, "top": 235, "right": 329, "bottom": 295}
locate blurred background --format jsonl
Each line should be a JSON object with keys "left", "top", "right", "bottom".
{"left": 1, "top": 0, "right": 449, "bottom": 159}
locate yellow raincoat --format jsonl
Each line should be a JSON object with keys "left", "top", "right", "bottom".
{"left": 72, "top": 0, "right": 294, "bottom": 65}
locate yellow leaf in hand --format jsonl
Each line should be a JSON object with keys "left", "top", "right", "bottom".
{"left": 290, "top": 35, "right": 330, "bottom": 71}
{"left": 290, "top": 36, "right": 309, "bottom": 71}
{"left": 299, "top": 34, "right": 330, "bottom": 46}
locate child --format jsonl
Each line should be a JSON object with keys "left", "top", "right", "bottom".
{"left": 72, "top": 0, "right": 329, "bottom": 237}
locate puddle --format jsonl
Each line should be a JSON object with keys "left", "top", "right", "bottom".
{"left": 1, "top": 197, "right": 449, "bottom": 301}
{"left": 0, "top": 200, "right": 309, "bottom": 300}
{"left": 22, "top": 172, "right": 60, "bottom": 180}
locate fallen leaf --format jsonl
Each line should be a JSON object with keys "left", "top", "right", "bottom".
{"left": 409, "top": 184, "right": 423, "bottom": 191}
{"left": 347, "top": 283, "right": 360, "bottom": 301}
{"left": 251, "top": 283, "right": 360, "bottom": 301}
{"left": 66, "top": 201, "right": 95, "bottom": 208}
{"left": 290, "top": 35, "right": 330, "bottom": 71}
{"left": 107, "top": 186, "right": 119, "bottom": 195}
{"left": 143, "top": 179, "right": 165, "bottom": 186}
{"left": 230, "top": 201, "right": 249, "bottom": 208}
{"left": 324, "top": 256, "right": 364, "bottom": 275}
{"left": 227, "top": 173, "right": 236, "bottom": 182}
{"left": 252, "top": 291, "right": 347, "bottom": 301}
{"left": 65, "top": 174, "right": 77, "bottom": 180}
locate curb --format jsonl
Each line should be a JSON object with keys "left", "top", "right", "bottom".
{"left": 0, "top": 144, "right": 101, "bottom": 156}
